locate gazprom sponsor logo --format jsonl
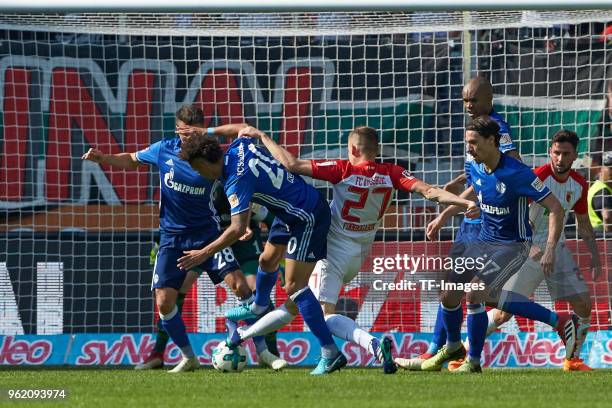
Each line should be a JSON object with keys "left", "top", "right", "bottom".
{"left": 480, "top": 202, "right": 510, "bottom": 215}
{"left": 163, "top": 169, "right": 207, "bottom": 195}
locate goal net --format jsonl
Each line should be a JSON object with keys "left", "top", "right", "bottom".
{"left": 1, "top": 8, "right": 611, "bottom": 365}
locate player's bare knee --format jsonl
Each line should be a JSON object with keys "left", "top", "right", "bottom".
{"left": 320, "top": 301, "right": 336, "bottom": 316}
{"left": 283, "top": 280, "right": 299, "bottom": 296}
{"left": 225, "top": 271, "right": 252, "bottom": 299}
{"left": 259, "top": 243, "right": 283, "bottom": 272}
{"left": 571, "top": 295, "right": 592, "bottom": 317}
{"left": 284, "top": 299, "right": 299, "bottom": 315}
{"left": 465, "top": 290, "right": 484, "bottom": 305}
{"left": 259, "top": 251, "right": 279, "bottom": 272}
{"left": 156, "top": 296, "right": 174, "bottom": 315}
{"left": 440, "top": 290, "right": 462, "bottom": 309}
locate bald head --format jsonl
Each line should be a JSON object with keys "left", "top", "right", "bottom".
{"left": 462, "top": 76, "right": 493, "bottom": 119}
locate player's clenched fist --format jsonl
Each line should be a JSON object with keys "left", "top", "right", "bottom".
{"left": 81, "top": 148, "right": 105, "bottom": 164}
{"left": 238, "top": 126, "right": 265, "bottom": 139}
{"left": 464, "top": 201, "right": 480, "bottom": 219}
{"left": 426, "top": 215, "right": 445, "bottom": 241}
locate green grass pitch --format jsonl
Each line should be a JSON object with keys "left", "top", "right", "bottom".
{"left": 1, "top": 367, "right": 611, "bottom": 407}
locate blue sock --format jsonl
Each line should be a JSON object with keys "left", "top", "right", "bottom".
{"left": 292, "top": 287, "right": 337, "bottom": 358}
{"left": 253, "top": 266, "right": 278, "bottom": 310}
{"left": 441, "top": 303, "right": 463, "bottom": 346}
{"left": 467, "top": 303, "right": 487, "bottom": 363}
{"left": 245, "top": 317, "right": 266, "bottom": 353}
{"left": 499, "top": 291, "right": 557, "bottom": 327}
{"left": 160, "top": 306, "right": 193, "bottom": 358}
{"left": 428, "top": 304, "right": 447, "bottom": 354}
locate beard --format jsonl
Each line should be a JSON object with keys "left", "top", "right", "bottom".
{"left": 554, "top": 163, "right": 571, "bottom": 174}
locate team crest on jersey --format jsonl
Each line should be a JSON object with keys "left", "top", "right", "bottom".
{"left": 228, "top": 194, "right": 240, "bottom": 209}
{"left": 499, "top": 133, "right": 512, "bottom": 145}
{"left": 531, "top": 178, "right": 545, "bottom": 192}
{"left": 496, "top": 181, "right": 506, "bottom": 194}
{"left": 566, "top": 192, "right": 573, "bottom": 203}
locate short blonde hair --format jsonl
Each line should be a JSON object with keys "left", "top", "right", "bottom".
{"left": 349, "top": 126, "right": 379, "bottom": 155}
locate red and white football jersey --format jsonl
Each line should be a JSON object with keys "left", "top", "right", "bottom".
{"left": 311, "top": 159, "right": 421, "bottom": 241}
{"left": 529, "top": 164, "right": 588, "bottom": 243}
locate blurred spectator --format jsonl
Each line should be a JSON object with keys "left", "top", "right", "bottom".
{"left": 589, "top": 80, "right": 612, "bottom": 179}
{"left": 600, "top": 24, "right": 612, "bottom": 45}
{"left": 588, "top": 152, "right": 612, "bottom": 232}
{"left": 55, "top": 14, "right": 104, "bottom": 45}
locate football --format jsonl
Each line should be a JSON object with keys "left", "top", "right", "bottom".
{"left": 211, "top": 341, "right": 248, "bottom": 373}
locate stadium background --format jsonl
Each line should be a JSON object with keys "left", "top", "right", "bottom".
{"left": 1, "top": 13, "right": 611, "bottom": 367}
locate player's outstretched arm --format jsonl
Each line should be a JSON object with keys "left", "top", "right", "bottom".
{"left": 412, "top": 181, "right": 479, "bottom": 215}
{"left": 210, "top": 123, "right": 249, "bottom": 138}
{"left": 576, "top": 212, "right": 603, "bottom": 279}
{"left": 238, "top": 126, "right": 313, "bottom": 176}
{"left": 177, "top": 210, "right": 250, "bottom": 271}
{"left": 424, "top": 186, "right": 478, "bottom": 240}
{"left": 81, "top": 148, "right": 140, "bottom": 170}
{"left": 175, "top": 123, "right": 249, "bottom": 139}
{"left": 537, "top": 194, "right": 564, "bottom": 276}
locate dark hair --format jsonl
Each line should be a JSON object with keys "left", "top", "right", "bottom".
{"left": 350, "top": 126, "right": 379, "bottom": 154}
{"left": 175, "top": 104, "right": 205, "bottom": 126}
{"left": 465, "top": 116, "right": 501, "bottom": 146}
{"left": 551, "top": 129, "right": 579, "bottom": 151}
{"left": 179, "top": 134, "right": 223, "bottom": 163}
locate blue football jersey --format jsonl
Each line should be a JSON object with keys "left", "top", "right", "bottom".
{"left": 223, "top": 138, "right": 322, "bottom": 225}
{"left": 136, "top": 136, "right": 220, "bottom": 234}
{"left": 464, "top": 109, "right": 516, "bottom": 224}
{"left": 468, "top": 153, "right": 551, "bottom": 243}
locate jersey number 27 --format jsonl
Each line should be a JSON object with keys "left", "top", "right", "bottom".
{"left": 341, "top": 186, "right": 392, "bottom": 223}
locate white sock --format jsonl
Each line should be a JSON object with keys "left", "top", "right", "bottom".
{"left": 239, "top": 305, "right": 296, "bottom": 340}
{"left": 485, "top": 309, "right": 499, "bottom": 337}
{"left": 325, "top": 314, "right": 376, "bottom": 356}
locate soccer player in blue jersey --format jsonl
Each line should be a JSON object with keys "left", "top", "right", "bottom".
{"left": 82, "top": 105, "right": 254, "bottom": 373}
{"left": 177, "top": 133, "right": 347, "bottom": 375}
{"left": 419, "top": 116, "right": 577, "bottom": 373}
{"left": 396, "top": 76, "right": 522, "bottom": 370}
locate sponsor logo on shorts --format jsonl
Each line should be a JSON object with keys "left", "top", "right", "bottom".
{"left": 153, "top": 274, "right": 159, "bottom": 284}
